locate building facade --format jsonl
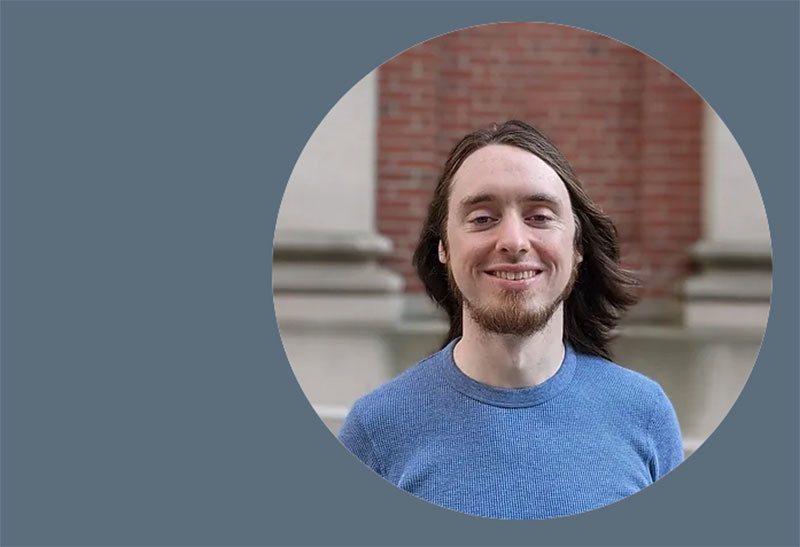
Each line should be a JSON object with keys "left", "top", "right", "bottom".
{"left": 273, "top": 24, "right": 771, "bottom": 456}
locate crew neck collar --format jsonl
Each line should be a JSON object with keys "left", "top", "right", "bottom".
{"left": 438, "top": 337, "right": 577, "bottom": 408}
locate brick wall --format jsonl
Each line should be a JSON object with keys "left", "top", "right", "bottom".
{"left": 376, "top": 23, "right": 702, "bottom": 307}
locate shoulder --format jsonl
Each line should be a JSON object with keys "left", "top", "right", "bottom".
{"left": 571, "top": 351, "right": 667, "bottom": 405}
{"left": 570, "top": 351, "right": 683, "bottom": 478}
{"left": 569, "top": 351, "right": 678, "bottom": 433}
{"left": 337, "top": 349, "right": 447, "bottom": 475}
{"left": 348, "top": 349, "right": 445, "bottom": 425}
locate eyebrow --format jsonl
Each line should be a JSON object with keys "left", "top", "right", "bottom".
{"left": 458, "top": 192, "right": 563, "bottom": 212}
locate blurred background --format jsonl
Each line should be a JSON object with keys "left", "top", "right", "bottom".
{"left": 273, "top": 23, "right": 771, "bottom": 457}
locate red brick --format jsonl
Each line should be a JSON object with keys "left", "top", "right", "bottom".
{"left": 376, "top": 23, "right": 703, "bottom": 305}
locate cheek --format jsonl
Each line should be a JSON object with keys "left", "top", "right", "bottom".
{"left": 539, "top": 237, "right": 577, "bottom": 270}
{"left": 450, "top": 238, "right": 491, "bottom": 272}
{"left": 447, "top": 248, "right": 489, "bottom": 292}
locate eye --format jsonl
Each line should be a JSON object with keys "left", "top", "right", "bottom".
{"left": 469, "top": 215, "right": 497, "bottom": 227}
{"left": 527, "top": 214, "right": 553, "bottom": 223}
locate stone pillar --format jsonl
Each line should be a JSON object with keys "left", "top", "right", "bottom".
{"left": 647, "top": 105, "right": 773, "bottom": 456}
{"left": 683, "top": 105, "right": 772, "bottom": 328}
{"left": 273, "top": 71, "right": 403, "bottom": 432}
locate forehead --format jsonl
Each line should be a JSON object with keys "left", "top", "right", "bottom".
{"left": 448, "top": 144, "right": 570, "bottom": 207}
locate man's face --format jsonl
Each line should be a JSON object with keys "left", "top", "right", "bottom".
{"left": 440, "top": 144, "right": 581, "bottom": 336}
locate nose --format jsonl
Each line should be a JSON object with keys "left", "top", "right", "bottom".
{"left": 495, "top": 215, "right": 530, "bottom": 256}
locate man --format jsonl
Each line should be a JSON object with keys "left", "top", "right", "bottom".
{"left": 338, "top": 120, "right": 683, "bottom": 519}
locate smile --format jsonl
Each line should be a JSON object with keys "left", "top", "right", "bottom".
{"left": 490, "top": 270, "right": 540, "bottom": 281}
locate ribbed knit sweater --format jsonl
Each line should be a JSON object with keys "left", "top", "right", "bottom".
{"left": 338, "top": 339, "right": 684, "bottom": 519}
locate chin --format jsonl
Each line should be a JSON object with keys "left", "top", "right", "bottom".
{"left": 465, "top": 296, "right": 561, "bottom": 337}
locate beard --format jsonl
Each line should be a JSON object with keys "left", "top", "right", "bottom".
{"left": 448, "top": 265, "right": 578, "bottom": 337}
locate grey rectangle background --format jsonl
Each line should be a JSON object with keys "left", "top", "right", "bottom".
{"left": 1, "top": 1, "right": 798, "bottom": 545}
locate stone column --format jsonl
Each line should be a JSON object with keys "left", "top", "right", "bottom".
{"left": 683, "top": 105, "right": 772, "bottom": 328}
{"left": 656, "top": 104, "right": 773, "bottom": 455}
{"left": 273, "top": 71, "right": 403, "bottom": 432}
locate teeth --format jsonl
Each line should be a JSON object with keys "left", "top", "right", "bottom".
{"left": 491, "top": 270, "right": 538, "bottom": 280}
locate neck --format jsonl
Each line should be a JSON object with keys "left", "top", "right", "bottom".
{"left": 453, "top": 306, "right": 566, "bottom": 388}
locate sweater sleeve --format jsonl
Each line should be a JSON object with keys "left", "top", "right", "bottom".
{"left": 647, "top": 385, "right": 684, "bottom": 481}
{"left": 337, "top": 401, "right": 384, "bottom": 477}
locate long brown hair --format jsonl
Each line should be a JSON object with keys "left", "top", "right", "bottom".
{"left": 412, "top": 120, "right": 638, "bottom": 360}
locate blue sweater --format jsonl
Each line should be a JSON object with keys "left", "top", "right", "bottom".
{"left": 338, "top": 339, "right": 683, "bottom": 519}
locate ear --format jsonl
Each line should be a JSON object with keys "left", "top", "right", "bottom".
{"left": 438, "top": 240, "right": 447, "bottom": 264}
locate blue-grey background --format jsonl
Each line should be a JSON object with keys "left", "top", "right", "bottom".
{"left": 1, "top": 1, "right": 797, "bottom": 546}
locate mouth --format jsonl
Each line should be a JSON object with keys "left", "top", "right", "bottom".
{"left": 488, "top": 270, "right": 541, "bottom": 281}
{"left": 483, "top": 266, "right": 545, "bottom": 292}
